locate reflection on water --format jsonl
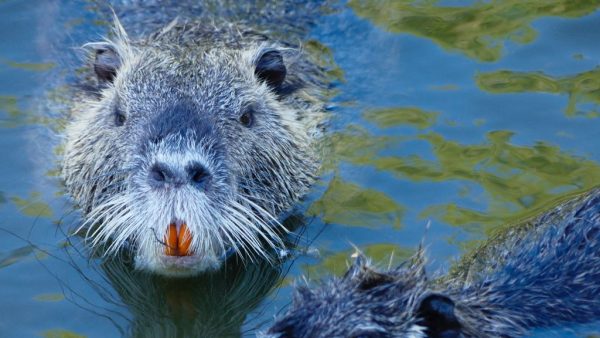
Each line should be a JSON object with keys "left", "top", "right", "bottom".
{"left": 308, "top": 175, "right": 404, "bottom": 228}
{"left": 304, "top": 39, "right": 346, "bottom": 86}
{"left": 16, "top": 234, "right": 285, "bottom": 338}
{"left": 0, "top": 91, "right": 66, "bottom": 130}
{"left": 49, "top": 215, "right": 309, "bottom": 337}
{"left": 477, "top": 68, "right": 600, "bottom": 117}
{"left": 97, "top": 255, "right": 281, "bottom": 338}
{"left": 34, "top": 293, "right": 65, "bottom": 302}
{"left": 10, "top": 191, "right": 53, "bottom": 218}
{"left": 325, "top": 121, "right": 600, "bottom": 234}
{"left": 349, "top": 0, "right": 600, "bottom": 62}
{"left": 364, "top": 106, "right": 439, "bottom": 129}
{"left": 0, "top": 245, "right": 35, "bottom": 269}
{"left": 41, "top": 329, "right": 86, "bottom": 338}
{"left": 0, "top": 59, "right": 55, "bottom": 72}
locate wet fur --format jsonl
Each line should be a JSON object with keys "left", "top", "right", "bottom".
{"left": 62, "top": 18, "right": 326, "bottom": 276}
{"left": 264, "top": 188, "right": 600, "bottom": 337}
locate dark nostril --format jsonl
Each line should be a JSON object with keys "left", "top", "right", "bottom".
{"left": 187, "top": 163, "right": 210, "bottom": 187}
{"left": 149, "top": 163, "right": 171, "bottom": 183}
{"left": 149, "top": 162, "right": 211, "bottom": 189}
{"left": 192, "top": 170, "right": 207, "bottom": 183}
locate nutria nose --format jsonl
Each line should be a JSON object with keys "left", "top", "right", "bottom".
{"left": 149, "top": 162, "right": 211, "bottom": 189}
{"left": 187, "top": 163, "right": 210, "bottom": 188}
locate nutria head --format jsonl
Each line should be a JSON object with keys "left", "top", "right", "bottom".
{"left": 62, "top": 19, "right": 323, "bottom": 276}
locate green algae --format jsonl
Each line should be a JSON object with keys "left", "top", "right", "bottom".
{"left": 41, "top": 330, "right": 86, "bottom": 338}
{"left": 328, "top": 124, "right": 600, "bottom": 234}
{"left": 477, "top": 68, "right": 600, "bottom": 117}
{"left": 363, "top": 106, "right": 439, "bottom": 129}
{"left": 10, "top": 192, "right": 53, "bottom": 218}
{"left": 303, "top": 243, "right": 414, "bottom": 278}
{"left": 349, "top": 0, "right": 600, "bottom": 62}
{"left": 309, "top": 175, "right": 404, "bottom": 228}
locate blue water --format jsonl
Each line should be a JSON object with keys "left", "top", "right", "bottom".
{"left": 1, "top": 1, "right": 600, "bottom": 337}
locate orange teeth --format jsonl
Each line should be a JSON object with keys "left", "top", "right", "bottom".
{"left": 179, "top": 223, "right": 192, "bottom": 255}
{"left": 165, "top": 223, "right": 193, "bottom": 257}
{"left": 166, "top": 224, "right": 178, "bottom": 256}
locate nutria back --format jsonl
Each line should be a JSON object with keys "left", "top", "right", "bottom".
{"left": 264, "top": 188, "right": 600, "bottom": 337}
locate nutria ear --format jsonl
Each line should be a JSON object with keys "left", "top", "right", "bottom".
{"left": 344, "top": 253, "right": 394, "bottom": 290}
{"left": 356, "top": 269, "right": 395, "bottom": 290}
{"left": 255, "top": 50, "right": 286, "bottom": 90}
{"left": 344, "top": 252, "right": 367, "bottom": 277}
{"left": 92, "top": 44, "right": 121, "bottom": 83}
{"left": 294, "top": 285, "right": 315, "bottom": 302}
{"left": 417, "top": 294, "right": 461, "bottom": 338}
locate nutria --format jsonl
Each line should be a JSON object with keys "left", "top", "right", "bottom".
{"left": 62, "top": 14, "right": 326, "bottom": 276}
{"left": 263, "top": 188, "right": 600, "bottom": 337}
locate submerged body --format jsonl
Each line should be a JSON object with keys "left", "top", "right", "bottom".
{"left": 62, "top": 17, "right": 326, "bottom": 276}
{"left": 265, "top": 188, "right": 600, "bottom": 337}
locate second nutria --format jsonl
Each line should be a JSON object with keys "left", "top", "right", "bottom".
{"left": 264, "top": 188, "right": 600, "bottom": 337}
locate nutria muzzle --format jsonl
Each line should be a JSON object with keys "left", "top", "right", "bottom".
{"left": 149, "top": 161, "right": 212, "bottom": 190}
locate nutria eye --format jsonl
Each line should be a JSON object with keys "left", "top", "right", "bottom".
{"left": 115, "top": 109, "right": 126, "bottom": 126}
{"left": 239, "top": 108, "right": 254, "bottom": 127}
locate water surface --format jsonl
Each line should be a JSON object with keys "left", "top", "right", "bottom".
{"left": 1, "top": 0, "right": 600, "bottom": 337}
